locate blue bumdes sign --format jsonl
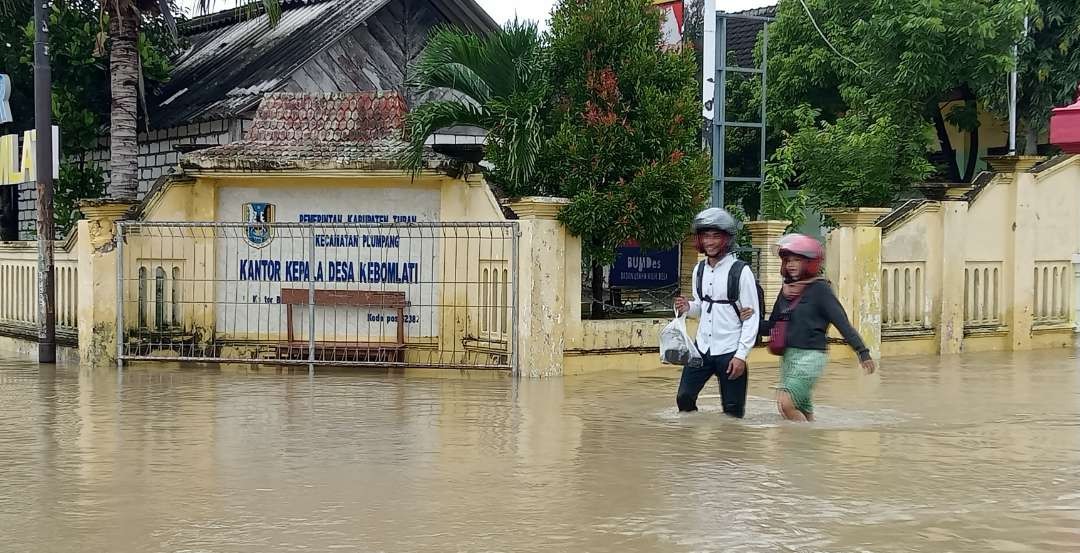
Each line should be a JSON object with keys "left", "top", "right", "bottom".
{"left": 610, "top": 243, "right": 680, "bottom": 288}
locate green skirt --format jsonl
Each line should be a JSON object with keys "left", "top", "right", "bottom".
{"left": 779, "top": 348, "right": 828, "bottom": 414}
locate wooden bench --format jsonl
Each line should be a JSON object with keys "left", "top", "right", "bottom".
{"left": 275, "top": 289, "right": 407, "bottom": 362}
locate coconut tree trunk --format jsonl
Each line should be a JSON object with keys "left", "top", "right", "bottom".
{"left": 108, "top": 3, "right": 140, "bottom": 201}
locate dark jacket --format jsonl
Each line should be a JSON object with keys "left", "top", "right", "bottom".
{"left": 764, "top": 280, "right": 871, "bottom": 361}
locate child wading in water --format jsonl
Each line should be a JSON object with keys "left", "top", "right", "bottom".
{"left": 765, "top": 234, "right": 876, "bottom": 422}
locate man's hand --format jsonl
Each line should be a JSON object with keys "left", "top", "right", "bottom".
{"left": 674, "top": 296, "right": 690, "bottom": 315}
{"left": 727, "top": 357, "right": 747, "bottom": 379}
{"left": 861, "top": 358, "right": 877, "bottom": 375}
{"left": 739, "top": 307, "right": 754, "bottom": 321}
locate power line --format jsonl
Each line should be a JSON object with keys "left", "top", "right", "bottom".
{"left": 799, "top": 0, "right": 872, "bottom": 75}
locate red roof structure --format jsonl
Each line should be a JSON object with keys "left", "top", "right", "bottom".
{"left": 1050, "top": 86, "right": 1080, "bottom": 154}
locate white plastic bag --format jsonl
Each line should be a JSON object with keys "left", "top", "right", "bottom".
{"left": 659, "top": 308, "right": 702, "bottom": 367}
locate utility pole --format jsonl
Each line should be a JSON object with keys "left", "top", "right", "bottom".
{"left": 1009, "top": 14, "right": 1030, "bottom": 155}
{"left": 34, "top": 0, "right": 56, "bottom": 364}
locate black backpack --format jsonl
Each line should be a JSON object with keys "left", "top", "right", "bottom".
{"left": 695, "top": 259, "right": 768, "bottom": 347}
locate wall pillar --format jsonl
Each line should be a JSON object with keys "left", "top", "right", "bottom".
{"left": 678, "top": 235, "right": 700, "bottom": 296}
{"left": 76, "top": 200, "right": 138, "bottom": 368}
{"left": 508, "top": 197, "right": 571, "bottom": 377}
{"left": 1009, "top": 171, "right": 1038, "bottom": 350}
{"left": 746, "top": 220, "right": 790, "bottom": 313}
{"left": 823, "top": 208, "right": 889, "bottom": 360}
{"left": 1072, "top": 253, "right": 1080, "bottom": 333}
{"left": 939, "top": 201, "right": 968, "bottom": 354}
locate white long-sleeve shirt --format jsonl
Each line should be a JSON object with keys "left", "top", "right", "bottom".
{"left": 688, "top": 254, "right": 761, "bottom": 361}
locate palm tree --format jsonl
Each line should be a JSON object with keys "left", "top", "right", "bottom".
{"left": 1, "top": 0, "right": 280, "bottom": 201}
{"left": 104, "top": 0, "right": 280, "bottom": 200}
{"left": 401, "top": 20, "right": 548, "bottom": 196}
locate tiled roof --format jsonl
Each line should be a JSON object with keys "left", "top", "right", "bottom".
{"left": 183, "top": 92, "right": 452, "bottom": 171}
{"left": 721, "top": 5, "right": 776, "bottom": 68}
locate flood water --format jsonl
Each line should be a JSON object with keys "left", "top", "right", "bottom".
{"left": 1, "top": 350, "right": 1079, "bottom": 552}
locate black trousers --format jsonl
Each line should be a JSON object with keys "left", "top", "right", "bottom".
{"left": 676, "top": 350, "right": 748, "bottom": 417}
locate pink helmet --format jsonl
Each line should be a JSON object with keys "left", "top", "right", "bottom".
{"left": 777, "top": 234, "right": 824, "bottom": 276}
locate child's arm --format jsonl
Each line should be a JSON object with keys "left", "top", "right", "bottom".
{"left": 820, "top": 285, "right": 872, "bottom": 362}
{"left": 760, "top": 291, "right": 784, "bottom": 335}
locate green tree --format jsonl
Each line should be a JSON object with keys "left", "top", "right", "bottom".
{"left": 400, "top": 20, "right": 549, "bottom": 196}
{"left": 2, "top": 0, "right": 280, "bottom": 206}
{"left": 100, "top": 0, "right": 279, "bottom": 200}
{"left": 538, "top": 0, "right": 710, "bottom": 318}
{"left": 768, "top": 0, "right": 1025, "bottom": 186}
{"left": 1, "top": 0, "right": 175, "bottom": 232}
{"left": 982, "top": 0, "right": 1080, "bottom": 154}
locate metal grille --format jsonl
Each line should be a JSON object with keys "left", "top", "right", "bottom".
{"left": 117, "top": 221, "right": 519, "bottom": 371}
{"left": 581, "top": 247, "right": 762, "bottom": 318}
{"left": 712, "top": 11, "right": 772, "bottom": 209}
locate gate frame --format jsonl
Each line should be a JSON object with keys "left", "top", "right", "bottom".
{"left": 115, "top": 220, "right": 521, "bottom": 373}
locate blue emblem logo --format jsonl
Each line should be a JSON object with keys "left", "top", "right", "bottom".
{"left": 243, "top": 202, "right": 275, "bottom": 248}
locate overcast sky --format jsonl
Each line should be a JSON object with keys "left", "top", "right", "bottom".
{"left": 177, "top": 0, "right": 778, "bottom": 27}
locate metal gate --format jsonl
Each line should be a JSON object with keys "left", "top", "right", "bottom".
{"left": 116, "top": 221, "right": 519, "bottom": 372}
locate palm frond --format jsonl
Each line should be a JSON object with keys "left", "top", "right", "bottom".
{"left": 157, "top": 0, "right": 177, "bottom": 36}
{"left": 0, "top": 0, "right": 29, "bottom": 18}
{"left": 193, "top": 0, "right": 282, "bottom": 26}
{"left": 408, "top": 20, "right": 544, "bottom": 103}
{"left": 492, "top": 100, "right": 544, "bottom": 189}
{"left": 407, "top": 27, "right": 495, "bottom": 104}
{"left": 398, "top": 100, "right": 489, "bottom": 175}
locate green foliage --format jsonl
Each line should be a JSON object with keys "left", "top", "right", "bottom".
{"left": 54, "top": 162, "right": 106, "bottom": 231}
{"left": 779, "top": 106, "right": 933, "bottom": 210}
{"left": 759, "top": 144, "right": 806, "bottom": 231}
{"left": 539, "top": 0, "right": 710, "bottom": 265}
{"left": 724, "top": 202, "right": 754, "bottom": 264}
{"left": 400, "top": 20, "right": 549, "bottom": 195}
{"left": 981, "top": 0, "right": 1080, "bottom": 153}
{"left": 764, "top": 0, "right": 1026, "bottom": 191}
{"left": 0, "top": 0, "right": 179, "bottom": 230}
{"left": 770, "top": 0, "right": 1023, "bottom": 117}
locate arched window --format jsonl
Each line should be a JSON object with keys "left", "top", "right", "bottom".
{"left": 155, "top": 267, "right": 166, "bottom": 329}
{"left": 137, "top": 267, "right": 148, "bottom": 329}
{"left": 171, "top": 267, "right": 181, "bottom": 326}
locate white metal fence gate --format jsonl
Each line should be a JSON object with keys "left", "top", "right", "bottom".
{"left": 117, "top": 221, "right": 519, "bottom": 371}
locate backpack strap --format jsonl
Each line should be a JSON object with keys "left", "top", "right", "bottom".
{"left": 696, "top": 257, "right": 745, "bottom": 315}
{"left": 695, "top": 259, "right": 706, "bottom": 303}
{"left": 726, "top": 259, "right": 746, "bottom": 319}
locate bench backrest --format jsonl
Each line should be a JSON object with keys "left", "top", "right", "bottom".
{"left": 280, "top": 289, "right": 406, "bottom": 308}
{"left": 280, "top": 288, "right": 407, "bottom": 344}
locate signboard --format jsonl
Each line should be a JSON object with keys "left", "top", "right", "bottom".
{"left": 0, "top": 126, "right": 60, "bottom": 185}
{"left": 0, "top": 74, "right": 11, "bottom": 124}
{"left": 655, "top": 0, "right": 685, "bottom": 47}
{"left": 0, "top": 73, "right": 60, "bottom": 185}
{"left": 215, "top": 186, "right": 441, "bottom": 341}
{"left": 610, "top": 243, "right": 680, "bottom": 288}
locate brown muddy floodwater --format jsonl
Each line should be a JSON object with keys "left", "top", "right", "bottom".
{"left": 1, "top": 350, "right": 1079, "bottom": 552}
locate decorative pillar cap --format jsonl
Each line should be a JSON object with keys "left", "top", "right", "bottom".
{"left": 983, "top": 155, "right": 1047, "bottom": 174}
{"left": 822, "top": 207, "right": 892, "bottom": 228}
{"left": 745, "top": 220, "right": 791, "bottom": 233}
{"left": 77, "top": 199, "right": 138, "bottom": 221}
{"left": 504, "top": 196, "right": 570, "bottom": 220}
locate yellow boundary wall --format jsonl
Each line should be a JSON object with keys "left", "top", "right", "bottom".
{"left": 5, "top": 155, "right": 1078, "bottom": 375}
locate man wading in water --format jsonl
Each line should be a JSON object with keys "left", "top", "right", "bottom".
{"left": 674, "top": 208, "right": 761, "bottom": 417}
